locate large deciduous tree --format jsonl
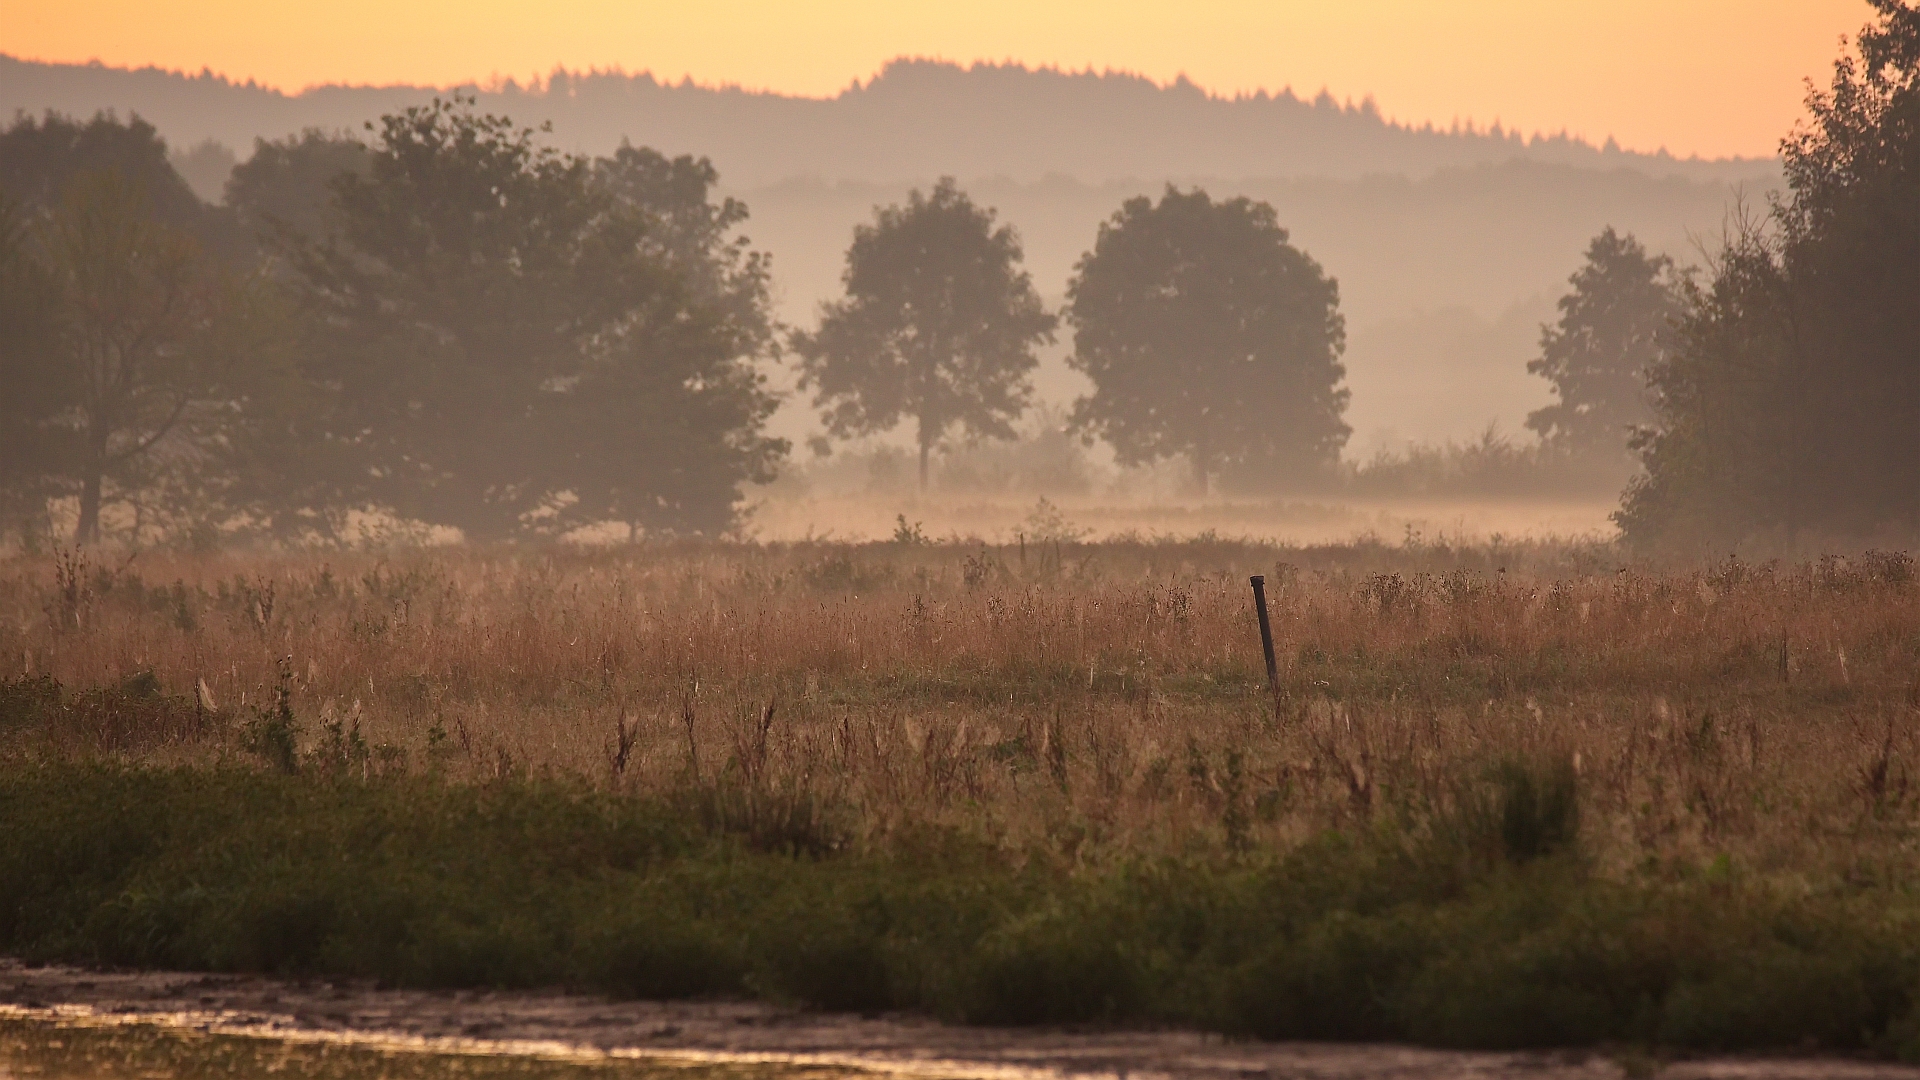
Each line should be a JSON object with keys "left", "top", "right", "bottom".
{"left": 39, "top": 171, "right": 232, "bottom": 545}
{"left": 0, "top": 196, "right": 67, "bottom": 539}
{"left": 288, "top": 97, "right": 784, "bottom": 540}
{"left": 1618, "top": 1, "right": 1920, "bottom": 547}
{"left": 1525, "top": 228, "right": 1684, "bottom": 458}
{"left": 794, "top": 178, "right": 1055, "bottom": 490}
{"left": 1065, "top": 187, "right": 1348, "bottom": 494}
{"left": 0, "top": 114, "right": 270, "bottom": 546}
{"left": 548, "top": 146, "right": 784, "bottom": 536}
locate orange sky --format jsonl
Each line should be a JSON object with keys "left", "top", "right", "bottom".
{"left": 6, "top": 0, "right": 1867, "bottom": 159}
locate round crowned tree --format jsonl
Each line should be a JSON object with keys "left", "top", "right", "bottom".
{"left": 1066, "top": 187, "right": 1348, "bottom": 493}
{"left": 795, "top": 178, "right": 1055, "bottom": 490}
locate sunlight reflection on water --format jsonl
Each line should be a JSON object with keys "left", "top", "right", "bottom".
{"left": 0, "top": 1009, "right": 893, "bottom": 1080}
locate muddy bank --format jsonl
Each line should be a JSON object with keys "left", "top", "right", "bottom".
{"left": 3, "top": 958, "right": 1915, "bottom": 1080}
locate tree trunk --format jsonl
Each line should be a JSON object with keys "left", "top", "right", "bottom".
{"left": 917, "top": 409, "right": 937, "bottom": 492}
{"left": 75, "top": 468, "right": 102, "bottom": 546}
{"left": 75, "top": 427, "right": 108, "bottom": 546}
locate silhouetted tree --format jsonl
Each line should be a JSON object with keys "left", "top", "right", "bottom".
{"left": 1614, "top": 222, "right": 1801, "bottom": 546}
{"left": 0, "top": 196, "right": 67, "bottom": 541}
{"left": 289, "top": 97, "right": 783, "bottom": 539}
{"left": 552, "top": 145, "right": 785, "bottom": 536}
{"left": 595, "top": 144, "right": 775, "bottom": 359}
{"left": 795, "top": 178, "right": 1055, "bottom": 490}
{"left": 0, "top": 112, "right": 204, "bottom": 224}
{"left": 0, "top": 115, "right": 288, "bottom": 545}
{"left": 1618, "top": 1, "right": 1920, "bottom": 547}
{"left": 1526, "top": 228, "right": 1684, "bottom": 457}
{"left": 0, "top": 112, "right": 245, "bottom": 265}
{"left": 1066, "top": 187, "right": 1348, "bottom": 493}
{"left": 225, "top": 129, "right": 371, "bottom": 249}
{"left": 1772, "top": 0, "right": 1920, "bottom": 535}
{"left": 37, "top": 171, "right": 231, "bottom": 544}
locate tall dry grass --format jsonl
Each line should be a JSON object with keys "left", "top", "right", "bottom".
{"left": 3, "top": 538, "right": 1917, "bottom": 875}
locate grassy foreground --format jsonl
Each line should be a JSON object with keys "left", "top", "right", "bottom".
{"left": 4, "top": 539, "right": 1920, "bottom": 1055}
{"left": 4, "top": 762, "right": 1920, "bottom": 1055}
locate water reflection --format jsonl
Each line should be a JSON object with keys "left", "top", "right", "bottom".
{"left": 0, "top": 1011, "right": 878, "bottom": 1080}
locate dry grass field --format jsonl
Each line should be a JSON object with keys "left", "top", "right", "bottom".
{"left": 4, "top": 537, "right": 1917, "bottom": 871}
{"left": 6, "top": 537, "right": 1920, "bottom": 1053}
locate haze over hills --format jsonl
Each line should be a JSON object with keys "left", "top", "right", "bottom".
{"left": 2, "top": 54, "right": 1772, "bottom": 186}
{"left": 1, "top": 53, "right": 1784, "bottom": 454}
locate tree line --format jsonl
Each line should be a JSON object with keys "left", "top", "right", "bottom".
{"left": 1, "top": 0, "right": 1915, "bottom": 550}
{"left": 0, "top": 99, "right": 1360, "bottom": 545}
{"left": 1509, "top": 0, "right": 1920, "bottom": 550}
{"left": 1369, "top": 0, "right": 1920, "bottom": 551}
{"left": 0, "top": 101, "right": 788, "bottom": 546}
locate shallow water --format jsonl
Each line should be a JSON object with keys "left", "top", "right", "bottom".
{"left": 0, "top": 1013, "right": 875, "bottom": 1080}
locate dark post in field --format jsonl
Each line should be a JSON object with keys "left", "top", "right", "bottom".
{"left": 1249, "top": 575, "right": 1279, "bottom": 695}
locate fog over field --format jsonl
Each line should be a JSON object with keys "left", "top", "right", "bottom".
{"left": 2, "top": 52, "right": 1778, "bottom": 460}
{"left": 11, "top": 12, "right": 1920, "bottom": 1060}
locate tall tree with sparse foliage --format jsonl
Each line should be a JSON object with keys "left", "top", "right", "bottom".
{"left": 1066, "top": 186, "right": 1348, "bottom": 494}
{"left": 1526, "top": 228, "right": 1684, "bottom": 458}
{"left": 0, "top": 114, "right": 272, "bottom": 545}
{"left": 39, "top": 171, "right": 232, "bottom": 545}
{"left": 795, "top": 178, "right": 1055, "bottom": 490}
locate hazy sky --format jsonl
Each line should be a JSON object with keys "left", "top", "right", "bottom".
{"left": 10, "top": 0, "right": 1864, "bottom": 159}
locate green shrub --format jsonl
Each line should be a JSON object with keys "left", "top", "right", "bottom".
{"left": 1496, "top": 756, "right": 1581, "bottom": 864}
{"left": 1, "top": 764, "right": 1917, "bottom": 1056}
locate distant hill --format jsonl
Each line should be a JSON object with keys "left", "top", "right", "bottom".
{"left": 2, "top": 54, "right": 1774, "bottom": 187}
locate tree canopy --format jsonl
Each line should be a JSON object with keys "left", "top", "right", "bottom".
{"left": 0, "top": 195, "right": 67, "bottom": 535}
{"left": 1618, "top": 1, "right": 1920, "bottom": 548}
{"left": 0, "top": 111, "right": 246, "bottom": 265}
{"left": 0, "top": 115, "right": 258, "bottom": 548}
{"left": 226, "top": 129, "right": 371, "bottom": 250}
{"left": 794, "top": 178, "right": 1055, "bottom": 490}
{"left": 284, "top": 96, "right": 784, "bottom": 540}
{"left": 1526, "top": 228, "right": 1684, "bottom": 458}
{"left": 1065, "top": 186, "right": 1348, "bottom": 493}
{"left": 0, "top": 103, "right": 786, "bottom": 547}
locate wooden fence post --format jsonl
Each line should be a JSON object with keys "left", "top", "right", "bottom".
{"left": 1250, "top": 575, "right": 1279, "bottom": 695}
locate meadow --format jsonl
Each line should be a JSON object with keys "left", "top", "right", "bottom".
{"left": 4, "top": 537, "right": 1920, "bottom": 1055}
